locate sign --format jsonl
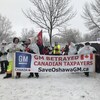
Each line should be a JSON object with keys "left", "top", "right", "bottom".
{"left": 15, "top": 52, "right": 31, "bottom": 71}
{"left": 14, "top": 52, "right": 95, "bottom": 73}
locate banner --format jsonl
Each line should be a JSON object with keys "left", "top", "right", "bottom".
{"left": 14, "top": 52, "right": 95, "bottom": 73}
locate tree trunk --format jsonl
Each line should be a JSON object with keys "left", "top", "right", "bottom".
{"left": 49, "top": 29, "right": 52, "bottom": 47}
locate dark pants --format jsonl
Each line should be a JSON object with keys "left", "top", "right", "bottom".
{"left": 16, "top": 72, "right": 21, "bottom": 78}
{"left": 0, "top": 60, "right": 8, "bottom": 73}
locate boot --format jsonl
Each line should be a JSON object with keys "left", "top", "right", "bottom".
{"left": 84, "top": 72, "right": 89, "bottom": 77}
{"left": 3, "top": 74, "right": 12, "bottom": 79}
{"left": 0, "top": 71, "right": 5, "bottom": 74}
{"left": 15, "top": 72, "right": 21, "bottom": 79}
{"left": 28, "top": 73, "right": 34, "bottom": 78}
{"left": 35, "top": 73, "right": 39, "bottom": 78}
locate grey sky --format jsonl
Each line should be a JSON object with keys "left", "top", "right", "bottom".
{"left": 0, "top": 0, "right": 94, "bottom": 36}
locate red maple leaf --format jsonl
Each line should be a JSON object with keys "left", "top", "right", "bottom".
{"left": 85, "top": 55, "right": 89, "bottom": 58}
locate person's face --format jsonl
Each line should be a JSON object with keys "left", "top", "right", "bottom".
{"left": 25, "top": 39, "right": 31, "bottom": 45}
{"left": 14, "top": 39, "right": 19, "bottom": 44}
{"left": 24, "top": 44, "right": 28, "bottom": 48}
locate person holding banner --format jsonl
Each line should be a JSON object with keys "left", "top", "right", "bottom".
{"left": 68, "top": 42, "right": 77, "bottom": 55}
{"left": 24, "top": 39, "right": 40, "bottom": 78}
{"left": 3, "top": 37, "right": 23, "bottom": 79}
{"left": 78, "top": 42, "right": 96, "bottom": 77}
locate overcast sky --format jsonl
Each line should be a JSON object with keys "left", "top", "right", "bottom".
{"left": 0, "top": 0, "right": 94, "bottom": 37}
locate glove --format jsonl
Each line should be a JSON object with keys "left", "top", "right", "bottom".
{"left": 25, "top": 48, "right": 30, "bottom": 52}
{"left": 7, "top": 49, "right": 13, "bottom": 53}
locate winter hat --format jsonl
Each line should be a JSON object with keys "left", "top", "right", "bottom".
{"left": 2, "top": 40, "right": 7, "bottom": 44}
{"left": 85, "top": 42, "right": 90, "bottom": 46}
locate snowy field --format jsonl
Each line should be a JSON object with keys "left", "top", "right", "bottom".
{"left": 0, "top": 72, "right": 100, "bottom": 100}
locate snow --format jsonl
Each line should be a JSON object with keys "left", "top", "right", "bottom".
{"left": 0, "top": 72, "right": 100, "bottom": 100}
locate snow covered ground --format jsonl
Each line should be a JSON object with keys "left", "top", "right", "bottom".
{"left": 0, "top": 72, "right": 100, "bottom": 100}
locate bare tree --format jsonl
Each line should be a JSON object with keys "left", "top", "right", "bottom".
{"left": 21, "top": 28, "right": 35, "bottom": 40}
{"left": 59, "top": 28, "right": 82, "bottom": 43}
{"left": 23, "top": 0, "right": 75, "bottom": 45}
{"left": 0, "top": 14, "right": 13, "bottom": 42}
{"left": 83, "top": 32, "right": 100, "bottom": 42}
{"left": 83, "top": 33, "right": 92, "bottom": 41}
{"left": 82, "top": 0, "right": 100, "bottom": 36}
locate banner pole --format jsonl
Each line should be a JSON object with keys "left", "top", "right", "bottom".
{"left": 12, "top": 53, "right": 15, "bottom": 78}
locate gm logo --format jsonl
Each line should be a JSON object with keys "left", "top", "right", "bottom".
{"left": 19, "top": 56, "right": 28, "bottom": 64}
{"left": 15, "top": 52, "right": 31, "bottom": 68}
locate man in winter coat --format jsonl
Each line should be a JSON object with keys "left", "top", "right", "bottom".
{"left": 78, "top": 42, "right": 96, "bottom": 77}
{"left": 24, "top": 39, "right": 40, "bottom": 78}
{"left": 3, "top": 37, "right": 23, "bottom": 79}
{"left": 0, "top": 40, "right": 8, "bottom": 74}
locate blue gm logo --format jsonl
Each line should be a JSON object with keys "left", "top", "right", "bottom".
{"left": 15, "top": 52, "right": 31, "bottom": 68}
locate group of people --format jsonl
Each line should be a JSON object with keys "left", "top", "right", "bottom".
{"left": 0, "top": 37, "right": 40, "bottom": 79}
{"left": 0, "top": 37, "right": 97, "bottom": 79}
{"left": 43, "top": 41, "right": 97, "bottom": 77}
{"left": 51, "top": 41, "right": 96, "bottom": 77}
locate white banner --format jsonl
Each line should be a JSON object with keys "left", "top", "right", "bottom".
{"left": 14, "top": 52, "right": 95, "bottom": 73}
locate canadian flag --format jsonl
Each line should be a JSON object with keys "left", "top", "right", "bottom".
{"left": 80, "top": 53, "right": 93, "bottom": 60}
